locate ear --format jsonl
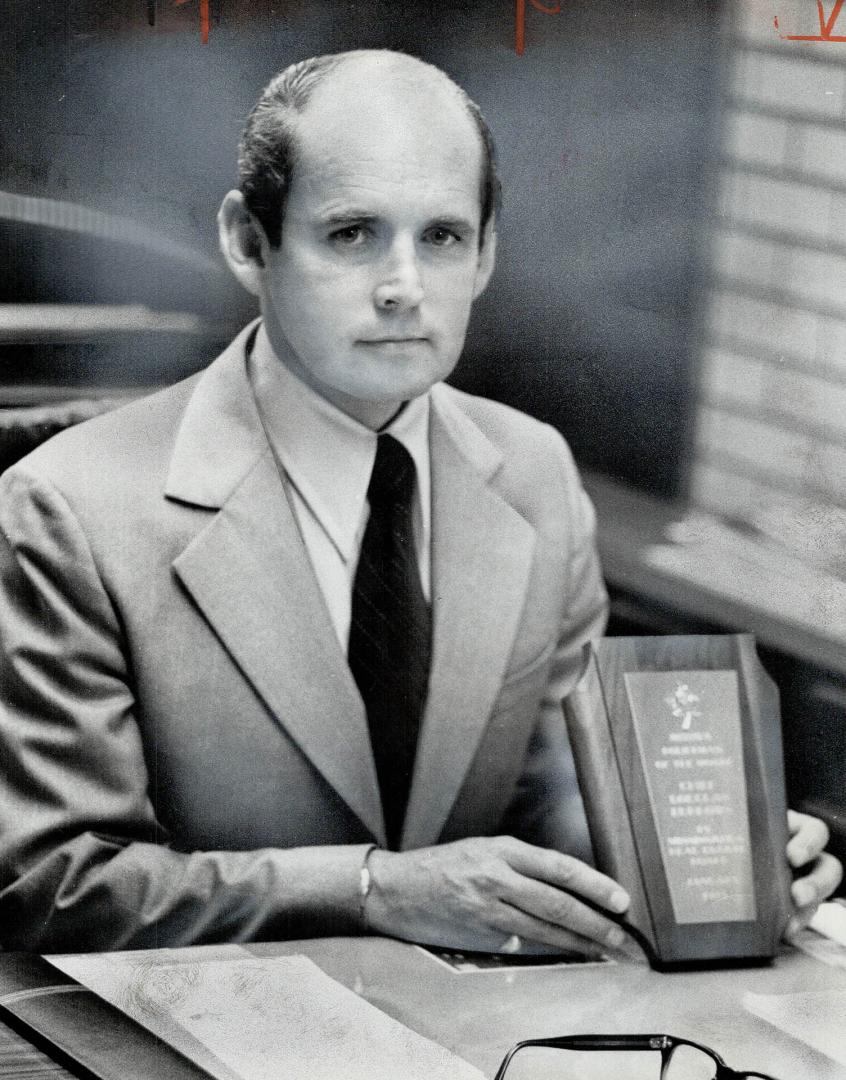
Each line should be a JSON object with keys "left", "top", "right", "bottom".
{"left": 217, "top": 190, "right": 270, "bottom": 298}
{"left": 472, "top": 218, "right": 497, "bottom": 300}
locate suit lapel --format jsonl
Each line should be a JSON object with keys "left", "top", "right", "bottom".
{"left": 167, "top": 325, "right": 386, "bottom": 845}
{"left": 401, "top": 389, "right": 537, "bottom": 849}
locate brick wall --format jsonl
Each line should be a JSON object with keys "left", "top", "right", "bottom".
{"left": 690, "top": 0, "right": 846, "bottom": 578}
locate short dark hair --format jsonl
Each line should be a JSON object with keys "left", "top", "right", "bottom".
{"left": 238, "top": 51, "right": 501, "bottom": 249}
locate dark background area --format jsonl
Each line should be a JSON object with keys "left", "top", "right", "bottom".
{"left": 1, "top": 0, "right": 723, "bottom": 498}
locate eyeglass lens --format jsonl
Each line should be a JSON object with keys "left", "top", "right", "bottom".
{"left": 663, "top": 1044, "right": 720, "bottom": 1079}
{"left": 666, "top": 1046, "right": 778, "bottom": 1079}
{"left": 499, "top": 1045, "right": 720, "bottom": 1079}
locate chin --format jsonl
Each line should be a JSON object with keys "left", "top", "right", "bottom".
{"left": 366, "top": 380, "right": 436, "bottom": 403}
{"left": 351, "top": 372, "right": 438, "bottom": 402}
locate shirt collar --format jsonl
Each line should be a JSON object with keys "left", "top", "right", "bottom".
{"left": 249, "top": 324, "right": 431, "bottom": 564}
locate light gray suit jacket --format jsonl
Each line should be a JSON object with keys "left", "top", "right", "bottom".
{"left": 0, "top": 323, "right": 607, "bottom": 951}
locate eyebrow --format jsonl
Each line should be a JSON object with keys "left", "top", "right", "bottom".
{"left": 318, "top": 210, "right": 379, "bottom": 226}
{"left": 317, "top": 210, "right": 477, "bottom": 234}
{"left": 427, "top": 215, "right": 476, "bottom": 234}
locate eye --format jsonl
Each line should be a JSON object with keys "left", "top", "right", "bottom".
{"left": 423, "top": 226, "right": 461, "bottom": 247}
{"left": 329, "top": 223, "right": 369, "bottom": 246}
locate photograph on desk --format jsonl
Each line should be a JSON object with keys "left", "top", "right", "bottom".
{"left": 1, "top": 1, "right": 846, "bottom": 1078}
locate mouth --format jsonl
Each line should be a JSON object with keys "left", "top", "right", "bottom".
{"left": 358, "top": 336, "right": 429, "bottom": 345}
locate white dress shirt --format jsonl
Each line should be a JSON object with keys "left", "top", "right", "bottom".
{"left": 249, "top": 324, "right": 432, "bottom": 650}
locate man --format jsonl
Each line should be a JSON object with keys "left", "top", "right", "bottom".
{"left": 0, "top": 50, "right": 838, "bottom": 953}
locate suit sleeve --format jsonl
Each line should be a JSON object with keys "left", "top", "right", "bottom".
{"left": 0, "top": 466, "right": 370, "bottom": 952}
{"left": 498, "top": 431, "right": 608, "bottom": 862}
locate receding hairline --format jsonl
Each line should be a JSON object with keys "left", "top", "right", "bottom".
{"left": 303, "top": 48, "right": 475, "bottom": 103}
{"left": 289, "top": 51, "right": 485, "bottom": 160}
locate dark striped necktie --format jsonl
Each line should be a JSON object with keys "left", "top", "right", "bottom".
{"left": 348, "top": 433, "right": 432, "bottom": 850}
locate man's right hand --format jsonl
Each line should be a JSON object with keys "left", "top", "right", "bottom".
{"left": 363, "top": 836, "right": 630, "bottom": 957}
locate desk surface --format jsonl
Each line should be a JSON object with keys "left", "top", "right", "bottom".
{"left": 3, "top": 939, "right": 846, "bottom": 1080}
{"left": 584, "top": 473, "right": 846, "bottom": 678}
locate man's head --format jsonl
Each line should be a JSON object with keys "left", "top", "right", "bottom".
{"left": 219, "top": 50, "right": 500, "bottom": 428}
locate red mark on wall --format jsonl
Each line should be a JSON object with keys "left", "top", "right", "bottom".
{"left": 173, "top": 0, "right": 211, "bottom": 44}
{"left": 153, "top": 2, "right": 563, "bottom": 51}
{"left": 515, "top": 0, "right": 562, "bottom": 55}
{"left": 776, "top": 0, "right": 846, "bottom": 41}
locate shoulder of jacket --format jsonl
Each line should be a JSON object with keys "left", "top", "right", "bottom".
{"left": 4, "top": 374, "right": 202, "bottom": 489}
{"left": 437, "top": 383, "right": 576, "bottom": 466}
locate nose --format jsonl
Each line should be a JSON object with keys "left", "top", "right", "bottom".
{"left": 372, "top": 238, "right": 424, "bottom": 312}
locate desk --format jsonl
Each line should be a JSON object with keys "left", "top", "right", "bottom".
{"left": 583, "top": 473, "right": 846, "bottom": 680}
{"left": 2, "top": 939, "right": 845, "bottom": 1079}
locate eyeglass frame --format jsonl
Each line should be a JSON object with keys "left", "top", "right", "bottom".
{"left": 492, "top": 1032, "right": 782, "bottom": 1079}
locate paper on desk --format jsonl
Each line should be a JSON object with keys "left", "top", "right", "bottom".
{"left": 744, "top": 988, "right": 846, "bottom": 1068}
{"left": 48, "top": 951, "right": 485, "bottom": 1080}
{"left": 789, "top": 904, "right": 846, "bottom": 969}
{"left": 811, "top": 902, "right": 846, "bottom": 948}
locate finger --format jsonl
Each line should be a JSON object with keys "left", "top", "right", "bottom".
{"left": 785, "top": 891, "right": 829, "bottom": 941}
{"left": 499, "top": 869, "right": 627, "bottom": 951}
{"left": 503, "top": 840, "right": 629, "bottom": 914}
{"left": 784, "top": 915, "right": 806, "bottom": 942}
{"left": 786, "top": 811, "right": 829, "bottom": 869}
{"left": 791, "top": 852, "right": 844, "bottom": 911}
{"left": 488, "top": 899, "right": 610, "bottom": 958}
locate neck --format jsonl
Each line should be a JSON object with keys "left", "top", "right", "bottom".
{"left": 377, "top": 403, "right": 409, "bottom": 432}
{"left": 316, "top": 390, "right": 405, "bottom": 431}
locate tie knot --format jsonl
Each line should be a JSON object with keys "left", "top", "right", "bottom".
{"left": 368, "top": 434, "right": 416, "bottom": 506}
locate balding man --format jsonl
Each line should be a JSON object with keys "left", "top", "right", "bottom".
{"left": 0, "top": 51, "right": 837, "bottom": 953}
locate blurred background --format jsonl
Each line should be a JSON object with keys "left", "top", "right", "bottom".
{"left": 1, "top": 0, "right": 845, "bottom": 863}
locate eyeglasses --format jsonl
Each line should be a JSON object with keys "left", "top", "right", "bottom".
{"left": 493, "top": 1033, "right": 782, "bottom": 1079}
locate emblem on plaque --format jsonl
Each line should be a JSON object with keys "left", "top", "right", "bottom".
{"left": 664, "top": 684, "right": 701, "bottom": 730}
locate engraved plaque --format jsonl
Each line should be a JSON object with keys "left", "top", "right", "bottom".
{"left": 623, "top": 670, "right": 755, "bottom": 925}
{"left": 563, "top": 635, "right": 793, "bottom": 969}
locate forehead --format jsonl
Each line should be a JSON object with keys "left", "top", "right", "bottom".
{"left": 289, "top": 60, "right": 484, "bottom": 217}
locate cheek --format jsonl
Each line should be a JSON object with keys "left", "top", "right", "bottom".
{"left": 272, "top": 246, "right": 363, "bottom": 307}
{"left": 426, "top": 261, "right": 481, "bottom": 304}
{"left": 434, "top": 283, "right": 475, "bottom": 329}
